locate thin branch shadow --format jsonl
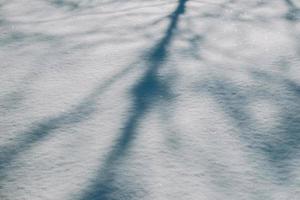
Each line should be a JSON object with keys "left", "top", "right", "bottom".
{"left": 0, "top": 65, "right": 136, "bottom": 178}
{"left": 284, "top": 0, "right": 300, "bottom": 21}
{"left": 0, "top": 0, "right": 183, "bottom": 180}
{"left": 195, "top": 71, "right": 300, "bottom": 183}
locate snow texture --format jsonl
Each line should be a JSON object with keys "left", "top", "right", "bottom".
{"left": 1, "top": 0, "right": 300, "bottom": 199}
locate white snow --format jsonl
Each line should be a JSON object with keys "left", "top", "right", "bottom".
{"left": 1, "top": 0, "right": 300, "bottom": 200}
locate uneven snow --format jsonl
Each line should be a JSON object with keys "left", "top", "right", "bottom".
{"left": 1, "top": 0, "right": 300, "bottom": 199}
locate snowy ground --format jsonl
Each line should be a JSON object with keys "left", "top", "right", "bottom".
{"left": 1, "top": 0, "right": 300, "bottom": 199}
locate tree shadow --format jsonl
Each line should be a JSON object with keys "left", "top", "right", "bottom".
{"left": 251, "top": 72, "right": 300, "bottom": 182}
{"left": 50, "top": 0, "right": 80, "bottom": 10}
{"left": 0, "top": 65, "right": 135, "bottom": 179}
{"left": 195, "top": 70, "right": 300, "bottom": 183}
{"left": 78, "top": 1, "right": 189, "bottom": 200}
{"left": 1, "top": 0, "right": 159, "bottom": 177}
{"left": 284, "top": 0, "right": 300, "bottom": 21}
{"left": 0, "top": 0, "right": 185, "bottom": 180}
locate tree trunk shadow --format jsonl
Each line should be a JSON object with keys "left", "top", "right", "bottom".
{"left": 78, "top": 1, "right": 189, "bottom": 200}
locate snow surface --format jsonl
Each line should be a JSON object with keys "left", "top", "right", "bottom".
{"left": 1, "top": 0, "right": 300, "bottom": 199}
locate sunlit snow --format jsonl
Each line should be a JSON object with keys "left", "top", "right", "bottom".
{"left": 1, "top": 0, "right": 300, "bottom": 199}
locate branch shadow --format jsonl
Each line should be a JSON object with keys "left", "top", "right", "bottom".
{"left": 195, "top": 70, "right": 300, "bottom": 183}
{"left": 78, "top": 1, "right": 189, "bottom": 200}
{"left": 1, "top": 0, "right": 159, "bottom": 176}
{"left": 0, "top": 0, "right": 186, "bottom": 181}
{"left": 0, "top": 65, "right": 135, "bottom": 179}
{"left": 251, "top": 72, "right": 300, "bottom": 182}
{"left": 50, "top": 0, "right": 80, "bottom": 10}
{"left": 284, "top": 0, "right": 300, "bottom": 21}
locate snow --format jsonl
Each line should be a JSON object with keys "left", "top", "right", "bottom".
{"left": 1, "top": 0, "right": 300, "bottom": 199}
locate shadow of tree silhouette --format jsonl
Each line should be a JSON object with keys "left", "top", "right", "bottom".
{"left": 1, "top": 0, "right": 159, "bottom": 178}
{"left": 0, "top": 65, "right": 135, "bottom": 178}
{"left": 2, "top": 0, "right": 299, "bottom": 199}
{"left": 284, "top": 0, "right": 300, "bottom": 21}
{"left": 78, "top": 1, "right": 189, "bottom": 200}
{"left": 51, "top": 0, "right": 79, "bottom": 10}
{"left": 0, "top": 0, "right": 182, "bottom": 181}
{"left": 251, "top": 72, "right": 300, "bottom": 182}
{"left": 196, "top": 70, "right": 300, "bottom": 183}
